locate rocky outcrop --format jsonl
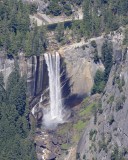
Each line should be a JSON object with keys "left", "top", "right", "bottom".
{"left": 0, "top": 54, "right": 48, "bottom": 103}
{"left": 62, "top": 45, "right": 104, "bottom": 96}
{"left": 0, "top": 42, "right": 104, "bottom": 105}
{"left": 77, "top": 34, "right": 128, "bottom": 159}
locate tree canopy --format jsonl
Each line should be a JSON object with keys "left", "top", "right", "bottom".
{"left": 0, "top": 66, "right": 36, "bottom": 160}
{"left": 0, "top": 0, "right": 47, "bottom": 57}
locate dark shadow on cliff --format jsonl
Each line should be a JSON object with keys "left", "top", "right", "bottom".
{"left": 29, "top": 55, "right": 49, "bottom": 108}
{"left": 60, "top": 56, "right": 71, "bottom": 98}
{"left": 60, "top": 56, "right": 87, "bottom": 108}
{"left": 64, "top": 94, "right": 86, "bottom": 108}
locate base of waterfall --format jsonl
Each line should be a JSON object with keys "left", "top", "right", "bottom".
{"left": 42, "top": 107, "right": 64, "bottom": 129}
{"left": 42, "top": 106, "right": 71, "bottom": 130}
{"left": 43, "top": 114, "right": 64, "bottom": 129}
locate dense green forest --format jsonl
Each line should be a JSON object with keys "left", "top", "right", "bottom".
{"left": 0, "top": 1, "right": 39, "bottom": 159}
{"left": 0, "top": 0, "right": 128, "bottom": 56}
{"left": 47, "top": 0, "right": 128, "bottom": 43}
{"left": 72, "top": 0, "right": 128, "bottom": 39}
{"left": 46, "top": 0, "right": 83, "bottom": 16}
{"left": 0, "top": 62, "right": 36, "bottom": 159}
{"left": 0, "top": 0, "right": 48, "bottom": 57}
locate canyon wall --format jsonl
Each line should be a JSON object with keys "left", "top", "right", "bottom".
{"left": 77, "top": 32, "right": 128, "bottom": 160}
{"left": 0, "top": 48, "right": 103, "bottom": 105}
{"left": 0, "top": 30, "right": 123, "bottom": 107}
{"left": 0, "top": 54, "right": 48, "bottom": 105}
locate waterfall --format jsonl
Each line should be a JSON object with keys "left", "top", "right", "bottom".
{"left": 43, "top": 52, "right": 64, "bottom": 128}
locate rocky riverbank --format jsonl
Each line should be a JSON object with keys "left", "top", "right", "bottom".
{"left": 34, "top": 94, "right": 100, "bottom": 160}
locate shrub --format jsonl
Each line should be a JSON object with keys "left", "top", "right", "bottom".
{"left": 91, "top": 70, "right": 105, "bottom": 94}
{"left": 83, "top": 154, "right": 86, "bottom": 159}
{"left": 110, "top": 145, "right": 122, "bottom": 160}
{"left": 123, "top": 28, "right": 128, "bottom": 46}
{"left": 76, "top": 153, "right": 80, "bottom": 160}
{"left": 93, "top": 107, "right": 97, "bottom": 125}
{"left": 107, "top": 134, "right": 112, "bottom": 144}
{"left": 91, "top": 40, "right": 97, "bottom": 48}
{"left": 64, "top": 4, "right": 72, "bottom": 16}
{"left": 97, "top": 100, "right": 103, "bottom": 114}
{"left": 109, "top": 115, "right": 114, "bottom": 125}
{"left": 98, "top": 139, "right": 108, "bottom": 153}
{"left": 93, "top": 49, "right": 100, "bottom": 63}
{"left": 48, "top": 2, "right": 62, "bottom": 16}
{"left": 108, "top": 95, "right": 114, "bottom": 105}
{"left": 121, "top": 95, "right": 126, "bottom": 103}
{"left": 116, "top": 98, "right": 123, "bottom": 111}
{"left": 89, "top": 129, "right": 97, "bottom": 141}
{"left": 101, "top": 40, "right": 113, "bottom": 82}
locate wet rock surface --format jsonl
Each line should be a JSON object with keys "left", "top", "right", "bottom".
{"left": 34, "top": 94, "right": 100, "bottom": 160}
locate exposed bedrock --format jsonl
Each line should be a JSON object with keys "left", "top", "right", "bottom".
{"left": 0, "top": 31, "right": 123, "bottom": 105}
{"left": 77, "top": 37, "right": 128, "bottom": 160}
{"left": 62, "top": 45, "right": 104, "bottom": 96}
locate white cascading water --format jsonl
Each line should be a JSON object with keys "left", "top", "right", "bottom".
{"left": 43, "top": 52, "right": 64, "bottom": 128}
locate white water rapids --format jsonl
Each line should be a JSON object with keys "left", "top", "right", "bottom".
{"left": 43, "top": 52, "right": 64, "bottom": 128}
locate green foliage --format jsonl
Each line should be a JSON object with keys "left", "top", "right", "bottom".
{"left": 64, "top": 4, "right": 72, "bottom": 16}
{"left": 74, "top": 120, "right": 86, "bottom": 131}
{"left": 110, "top": 145, "right": 125, "bottom": 160}
{"left": 114, "top": 75, "right": 125, "bottom": 92}
{"left": 83, "top": 154, "right": 86, "bottom": 160}
{"left": 71, "top": 0, "right": 128, "bottom": 39}
{"left": 0, "top": 64, "right": 36, "bottom": 160}
{"left": 79, "top": 102, "right": 96, "bottom": 117}
{"left": 47, "top": 0, "right": 83, "bottom": 16}
{"left": 93, "top": 48, "right": 100, "bottom": 63}
{"left": 97, "top": 100, "right": 103, "bottom": 114}
{"left": 76, "top": 152, "right": 80, "bottom": 160}
{"left": 98, "top": 134, "right": 108, "bottom": 153}
{"left": 83, "top": 0, "right": 92, "bottom": 37}
{"left": 48, "top": 1, "right": 62, "bottom": 16}
{"left": 29, "top": 3, "right": 38, "bottom": 15}
{"left": 115, "top": 96, "right": 124, "bottom": 112}
{"left": 61, "top": 143, "right": 70, "bottom": 150}
{"left": 93, "top": 107, "right": 97, "bottom": 125}
{"left": 89, "top": 129, "right": 97, "bottom": 141}
{"left": 108, "top": 95, "right": 114, "bottom": 105}
{"left": 109, "top": 115, "right": 114, "bottom": 125}
{"left": 123, "top": 28, "right": 128, "bottom": 45}
{"left": 0, "top": 0, "right": 47, "bottom": 57}
{"left": 55, "top": 23, "right": 65, "bottom": 42}
{"left": 24, "top": 25, "right": 48, "bottom": 57}
{"left": 101, "top": 40, "right": 113, "bottom": 82}
{"left": 91, "top": 70, "right": 105, "bottom": 94}
{"left": 71, "top": 20, "right": 83, "bottom": 41}
{"left": 0, "top": 72, "right": 6, "bottom": 103}
{"left": 91, "top": 40, "right": 97, "bottom": 48}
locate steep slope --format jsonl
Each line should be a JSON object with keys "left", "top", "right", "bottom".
{"left": 77, "top": 41, "right": 128, "bottom": 159}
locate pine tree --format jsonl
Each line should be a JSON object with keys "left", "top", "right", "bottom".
{"left": 55, "top": 23, "right": 65, "bottom": 42}
{"left": 83, "top": 0, "right": 92, "bottom": 37}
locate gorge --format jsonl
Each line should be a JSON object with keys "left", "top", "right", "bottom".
{"left": 0, "top": 28, "right": 126, "bottom": 160}
{"left": 0, "top": 0, "right": 128, "bottom": 160}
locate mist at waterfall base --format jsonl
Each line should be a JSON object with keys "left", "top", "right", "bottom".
{"left": 42, "top": 52, "right": 66, "bottom": 129}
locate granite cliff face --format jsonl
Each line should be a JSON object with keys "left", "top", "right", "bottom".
{"left": 0, "top": 54, "right": 48, "bottom": 104}
{"left": 62, "top": 39, "right": 104, "bottom": 96}
{"left": 0, "top": 29, "right": 126, "bottom": 160}
{"left": 0, "top": 30, "right": 124, "bottom": 108}
{"left": 0, "top": 40, "right": 104, "bottom": 104}
{"left": 77, "top": 39, "right": 128, "bottom": 159}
